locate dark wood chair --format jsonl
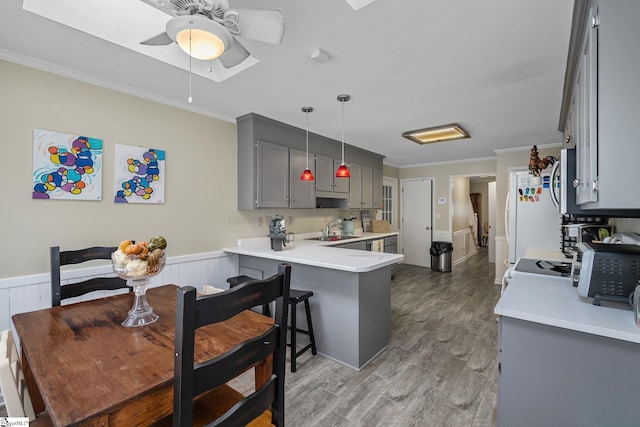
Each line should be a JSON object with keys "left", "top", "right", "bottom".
{"left": 170, "top": 263, "right": 291, "bottom": 427}
{"left": 50, "top": 246, "right": 131, "bottom": 307}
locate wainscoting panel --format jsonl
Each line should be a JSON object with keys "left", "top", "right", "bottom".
{"left": 0, "top": 251, "right": 239, "bottom": 333}
{"left": 452, "top": 228, "right": 477, "bottom": 266}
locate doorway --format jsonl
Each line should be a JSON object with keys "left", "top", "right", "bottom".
{"left": 400, "top": 178, "right": 433, "bottom": 267}
{"left": 450, "top": 174, "right": 496, "bottom": 265}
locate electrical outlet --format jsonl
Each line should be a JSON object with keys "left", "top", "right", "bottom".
{"left": 257, "top": 216, "right": 264, "bottom": 226}
{"left": 288, "top": 216, "right": 293, "bottom": 225}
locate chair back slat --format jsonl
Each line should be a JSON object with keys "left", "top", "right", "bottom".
{"left": 173, "top": 263, "right": 291, "bottom": 427}
{"left": 194, "top": 277, "right": 283, "bottom": 327}
{"left": 50, "top": 246, "right": 131, "bottom": 307}
{"left": 193, "top": 327, "right": 277, "bottom": 397}
{"left": 213, "top": 377, "right": 277, "bottom": 427}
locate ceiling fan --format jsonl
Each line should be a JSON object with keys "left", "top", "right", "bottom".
{"left": 139, "top": 0, "right": 285, "bottom": 69}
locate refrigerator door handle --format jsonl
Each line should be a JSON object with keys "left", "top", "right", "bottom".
{"left": 549, "top": 160, "right": 561, "bottom": 208}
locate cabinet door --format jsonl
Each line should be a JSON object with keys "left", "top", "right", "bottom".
{"left": 316, "top": 154, "right": 349, "bottom": 194}
{"left": 361, "top": 164, "right": 373, "bottom": 208}
{"left": 348, "top": 162, "right": 363, "bottom": 209}
{"left": 289, "top": 148, "right": 315, "bottom": 208}
{"left": 314, "top": 154, "right": 334, "bottom": 192}
{"left": 256, "top": 140, "right": 288, "bottom": 208}
{"left": 372, "top": 168, "right": 383, "bottom": 209}
{"left": 333, "top": 158, "right": 350, "bottom": 193}
{"left": 575, "top": 5, "right": 599, "bottom": 205}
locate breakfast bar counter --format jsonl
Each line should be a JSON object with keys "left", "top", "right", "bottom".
{"left": 224, "top": 236, "right": 403, "bottom": 370}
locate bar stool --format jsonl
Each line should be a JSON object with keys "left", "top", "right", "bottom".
{"left": 288, "top": 289, "right": 318, "bottom": 372}
{"left": 226, "top": 275, "right": 318, "bottom": 372}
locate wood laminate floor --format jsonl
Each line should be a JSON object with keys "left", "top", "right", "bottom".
{"left": 235, "top": 248, "right": 501, "bottom": 426}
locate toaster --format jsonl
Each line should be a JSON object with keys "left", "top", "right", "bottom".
{"left": 572, "top": 242, "right": 640, "bottom": 305}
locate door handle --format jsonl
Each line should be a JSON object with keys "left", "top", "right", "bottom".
{"left": 426, "top": 226, "right": 431, "bottom": 230}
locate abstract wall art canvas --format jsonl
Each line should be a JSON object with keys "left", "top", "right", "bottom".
{"left": 114, "top": 144, "right": 165, "bottom": 204}
{"left": 32, "top": 129, "right": 103, "bottom": 200}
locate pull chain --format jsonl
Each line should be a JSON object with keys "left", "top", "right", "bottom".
{"left": 188, "top": 25, "right": 193, "bottom": 104}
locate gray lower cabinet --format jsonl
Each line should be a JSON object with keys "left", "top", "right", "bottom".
{"left": 333, "top": 240, "right": 367, "bottom": 251}
{"left": 497, "top": 316, "right": 640, "bottom": 427}
{"left": 256, "top": 141, "right": 315, "bottom": 208}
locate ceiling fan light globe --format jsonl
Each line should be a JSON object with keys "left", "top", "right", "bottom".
{"left": 176, "top": 29, "right": 226, "bottom": 60}
{"left": 167, "top": 15, "right": 233, "bottom": 60}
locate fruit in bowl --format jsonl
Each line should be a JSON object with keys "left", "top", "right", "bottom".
{"left": 112, "top": 236, "right": 167, "bottom": 278}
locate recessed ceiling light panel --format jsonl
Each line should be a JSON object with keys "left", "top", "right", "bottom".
{"left": 402, "top": 123, "right": 470, "bottom": 144}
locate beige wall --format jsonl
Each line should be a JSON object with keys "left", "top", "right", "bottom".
{"left": 451, "top": 177, "right": 472, "bottom": 232}
{"left": 400, "top": 158, "right": 496, "bottom": 232}
{"left": 0, "top": 60, "right": 345, "bottom": 278}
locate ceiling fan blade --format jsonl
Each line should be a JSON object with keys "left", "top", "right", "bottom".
{"left": 224, "top": 9, "right": 285, "bottom": 44}
{"left": 218, "top": 39, "right": 251, "bottom": 68}
{"left": 140, "top": 32, "right": 174, "bottom": 46}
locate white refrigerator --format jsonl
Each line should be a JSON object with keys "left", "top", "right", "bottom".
{"left": 507, "top": 171, "right": 561, "bottom": 263}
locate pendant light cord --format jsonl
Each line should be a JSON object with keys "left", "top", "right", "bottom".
{"left": 341, "top": 99, "right": 345, "bottom": 163}
{"left": 305, "top": 111, "right": 310, "bottom": 169}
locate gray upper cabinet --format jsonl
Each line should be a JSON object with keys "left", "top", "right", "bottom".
{"left": 315, "top": 154, "right": 349, "bottom": 195}
{"left": 255, "top": 142, "right": 315, "bottom": 209}
{"left": 348, "top": 162, "right": 363, "bottom": 209}
{"left": 347, "top": 163, "right": 383, "bottom": 210}
{"left": 289, "top": 148, "right": 315, "bottom": 208}
{"left": 256, "top": 140, "right": 289, "bottom": 208}
{"left": 559, "top": 0, "right": 640, "bottom": 210}
{"left": 372, "top": 167, "right": 383, "bottom": 209}
{"left": 237, "top": 113, "right": 384, "bottom": 210}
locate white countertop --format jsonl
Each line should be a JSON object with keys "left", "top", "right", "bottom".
{"left": 495, "top": 260, "right": 640, "bottom": 344}
{"left": 224, "top": 232, "right": 403, "bottom": 273}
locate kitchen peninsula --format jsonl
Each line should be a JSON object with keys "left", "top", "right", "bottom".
{"left": 224, "top": 233, "right": 402, "bottom": 370}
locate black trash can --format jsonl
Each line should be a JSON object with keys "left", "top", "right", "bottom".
{"left": 430, "top": 241, "right": 453, "bottom": 272}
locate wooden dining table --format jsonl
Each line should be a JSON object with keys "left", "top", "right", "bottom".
{"left": 11, "top": 285, "right": 274, "bottom": 427}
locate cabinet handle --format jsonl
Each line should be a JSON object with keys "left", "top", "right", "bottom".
{"left": 591, "top": 180, "right": 598, "bottom": 192}
{"left": 564, "top": 135, "right": 571, "bottom": 144}
{"left": 290, "top": 197, "right": 295, "bottom": 202}
{"left": 572, "top": 178, "right": 581, "bottom": 189}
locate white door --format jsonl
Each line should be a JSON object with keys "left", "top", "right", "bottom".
{"left": 488, "top": 181, "right": 496, "bottom": 263}
{"left": 401, "top": 178, "right": 433, "bottom": 267}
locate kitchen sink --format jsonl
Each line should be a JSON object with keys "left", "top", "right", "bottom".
{"left": 306, "top": 235, "right": 360, "bottom": 241}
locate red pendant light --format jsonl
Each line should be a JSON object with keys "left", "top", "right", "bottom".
{"left": 336, "top": 94, "right": 351, "bottom": 178}
{"left": 300, "top": 106, "right": 315, "bottom": 181}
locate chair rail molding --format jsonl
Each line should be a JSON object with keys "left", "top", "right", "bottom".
{"left": 0, "top": 251, "right": 239, "bottom": 333}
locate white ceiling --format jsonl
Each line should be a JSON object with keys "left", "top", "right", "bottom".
{"left": 0, "top": 0, "right": 574, "bottom": 167}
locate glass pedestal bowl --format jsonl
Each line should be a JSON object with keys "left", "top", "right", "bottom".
{"left": 112, "top": 251, "right": 165, "bottom": 327}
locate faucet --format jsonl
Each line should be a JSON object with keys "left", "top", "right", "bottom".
{"left": 324, "top": 219, "right": 343, "bottom": 238}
